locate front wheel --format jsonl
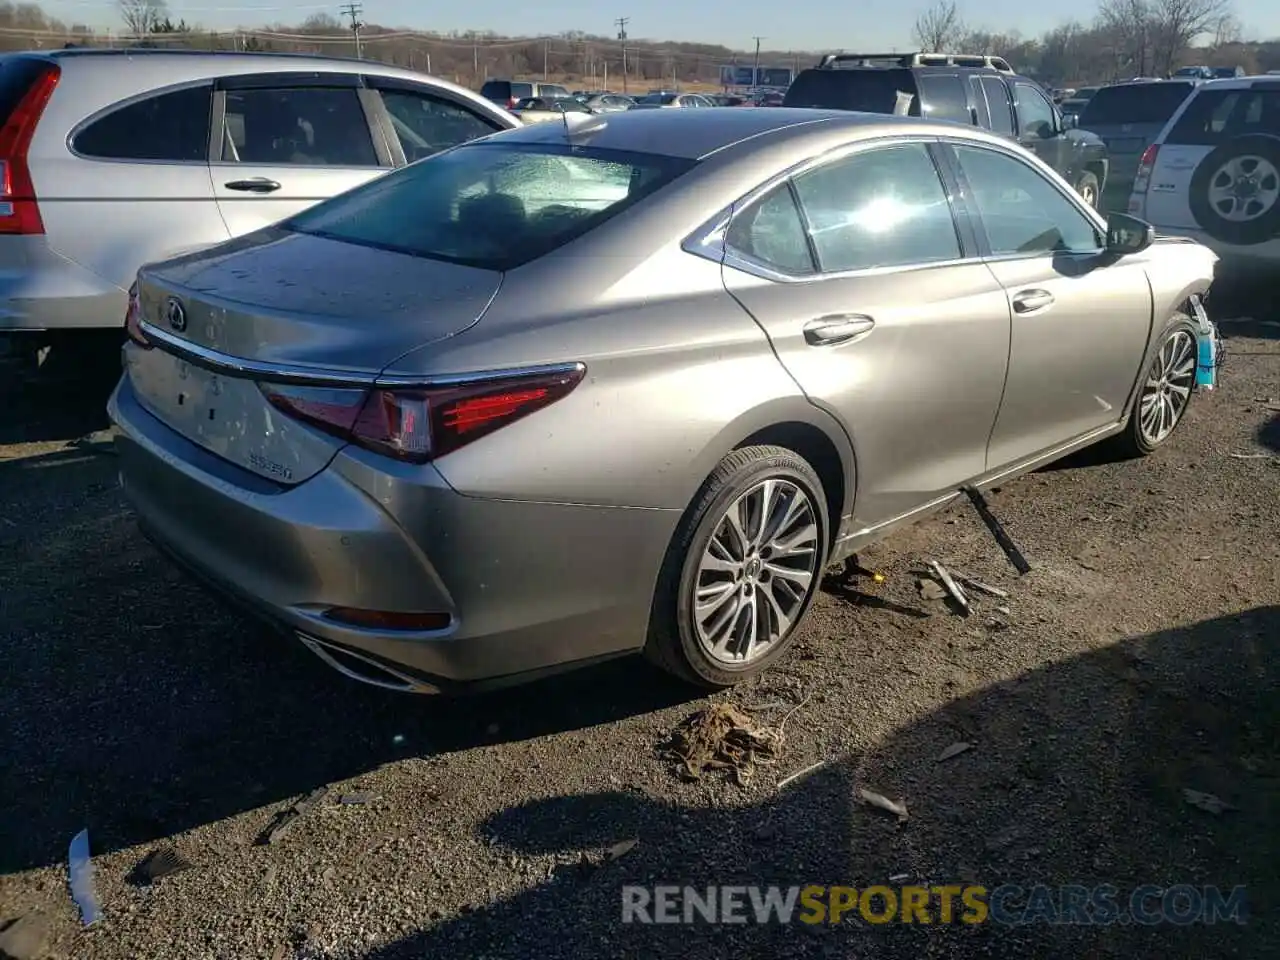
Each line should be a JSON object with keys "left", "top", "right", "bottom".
{"left": 1075, "top": 170, "right": 1101, "bottom": 210}
{"left": 644, "top": 445, "right": 830, "bottom": 688}
{"left": 1110, "top": 314, "right": 1198, "bottom": 458}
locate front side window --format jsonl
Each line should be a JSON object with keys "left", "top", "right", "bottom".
{"left": 73, "top": 85, "right": 211, "bottom": 162}
{"left": 726, "top": 184, "right": 814, "bottom": 275}
{"left": 790, "top": 142, "right": 962, "bottom": 273}
{"left": 1014, "top": 82, "right": 1057, "bottom": 139}
{"left": 220, "top": 86, "right": 377, "bottom": 166}
{"left": 284, "top": 143, "right": 694, "bottom": 270}
{"left": 379, "top": 90, "right": 499, "bottom": 163}
{"left": 951, "top": 144, "right": 1101, "bottom": 255}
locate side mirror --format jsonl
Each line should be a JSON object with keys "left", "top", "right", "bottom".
{"left": 1105, "top": 213, "right": 1155, "bottom": 255}
{"left": 1061, "top": 113, "right": 1078, "bottom": 130}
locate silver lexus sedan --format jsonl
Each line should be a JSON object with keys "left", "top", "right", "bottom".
{"left": 108, "top": 108, "right": 1218, "bottom": 694}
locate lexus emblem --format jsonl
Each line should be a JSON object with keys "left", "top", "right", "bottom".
{"left": 165, "top": 297, "right": 187, "bottom": 332}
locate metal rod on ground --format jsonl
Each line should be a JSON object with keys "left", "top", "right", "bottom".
{"left": 962, "top": 486, "right": 1031, "bottom": 575}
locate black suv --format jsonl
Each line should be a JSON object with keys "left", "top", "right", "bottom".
{"left": 784, "top": 52, "right": 1110, "bottom": 209}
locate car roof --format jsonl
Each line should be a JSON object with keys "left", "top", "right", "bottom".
{"left": 485, "top": 107, "right": 1008, "bottom": 160}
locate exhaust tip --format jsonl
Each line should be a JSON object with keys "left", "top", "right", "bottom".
{"left": 297, "top": 634, "right": 441, "bottom": 695}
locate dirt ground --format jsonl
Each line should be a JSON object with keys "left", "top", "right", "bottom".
{"left": 0, "top": 301, "right": 1277, "bottom": 960}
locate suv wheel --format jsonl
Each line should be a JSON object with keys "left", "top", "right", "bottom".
{"left": 1189, "top": 135, "right": 1280, "bottom": 246}
{"left": 1075, "top": 170, "right": 1100, "bottom": 209}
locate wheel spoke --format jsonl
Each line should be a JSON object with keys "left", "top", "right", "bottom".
{"left": 692, "top": 476, "right": 820, "bottom": 666}
{"left": 1167, "top": 382, "right": 1190, "bottom": 399}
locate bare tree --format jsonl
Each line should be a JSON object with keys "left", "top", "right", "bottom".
{"left": 1150, "top": 0, "right": 1232, "bottom": 72}
{"left": 912, "top": 1, "right": 966, "bottom": 52}
{"left": 1097, "top": 0, "right": 1159, "bottom": 76}
{"left": 1209, "top": 12, "right": 1242, "bottom": 46}
{"left": 118, "top": 0, "right": 168, "bottom": 37}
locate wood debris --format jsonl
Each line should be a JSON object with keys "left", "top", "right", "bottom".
{"left": 660, "top": 703, "right": 783, "bottom": 784}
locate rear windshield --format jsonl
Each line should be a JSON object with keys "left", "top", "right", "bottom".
{"left": 1165, "top": 86, "right": 1280, "bottom": 145}
{"left": 1079, "top": 82, "right": 1195, "bottom": 126}
{"left": 784, "top": 69, "right": 917, "bottom": 113}
{"left": 283, "top": 142, "right": 696, "bottom": 271}
{"left": 0, "top": 56, "right": 53, "bottom": 125}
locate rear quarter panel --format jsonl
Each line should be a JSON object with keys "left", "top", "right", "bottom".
{"left": 387, "top": 247, "right": 854, "bottom": 513}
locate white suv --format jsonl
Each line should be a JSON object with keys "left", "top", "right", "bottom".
{"left": 1128, "top": 75, "right": 1280, "bottom": 278}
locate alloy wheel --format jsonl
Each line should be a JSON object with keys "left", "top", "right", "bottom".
{"left": 692, "top": 478, "right": 820, "bottom": 665}
{"left": 1207, "top": 154, "right": 1280, "bottom": 222}
{"left": 1139, "top": 330, "right": 1196, "bottom": 446}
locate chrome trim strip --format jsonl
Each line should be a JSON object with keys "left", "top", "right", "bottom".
{"left": 137, "top": 318, "right": 586, "bottom": 389}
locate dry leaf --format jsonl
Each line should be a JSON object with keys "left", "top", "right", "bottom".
{"left": 937, "top": 742, "right": 973, "bottom": 762}
{"left": 858, "top": 787, "right": 909, "bottom": 821}
{"left": 606, "top": 838, "right": 638, "bottom": 861}
{"left": 1182, "top": 788, "right": 1233, "bottom": 815}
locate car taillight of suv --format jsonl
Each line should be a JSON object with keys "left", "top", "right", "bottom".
{"left": 0, "top": 62, "right": 59, "bottom": 235}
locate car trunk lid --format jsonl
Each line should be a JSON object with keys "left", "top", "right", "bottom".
{"left": 126, "top": 228, "right": 501, "bottom": 485}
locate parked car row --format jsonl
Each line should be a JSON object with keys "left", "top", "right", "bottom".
{"left": 3, "top": 46, "right": 1229, "bottom": 699}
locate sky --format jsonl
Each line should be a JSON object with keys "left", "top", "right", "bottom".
{"left": 41, "top": 0, "right": 1280, "bottom": 49}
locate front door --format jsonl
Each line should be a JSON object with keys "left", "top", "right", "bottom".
{"left": 719, "top": 140, "right": 1012, "bottom": 527}
{"left": 211, "top": 77, "right": 392, "bottom": 237}
{"left": 944, "top": 141, "right": 1153, "bottom": 468}
{"left": 1013, "top": 79, "right": 1068, "bottom": 173}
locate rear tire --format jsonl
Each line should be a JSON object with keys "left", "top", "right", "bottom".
{"left": 644, "top": 445, "right": 830, "bottom": 688}
{"left": 1108, "top": 313, "right": 1198, "bottom": 459}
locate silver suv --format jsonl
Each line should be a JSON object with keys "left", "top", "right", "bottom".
{"left": 0, "top": 49, "right": 518, "bottom": 377}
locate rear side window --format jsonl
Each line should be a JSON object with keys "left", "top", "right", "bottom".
{"left": 917, "top": 74, "right": 970, "bottom": 123}
{"left": 511, "top": 82, "right": 534, "bottom": 100}
{"left": 72, "top": 85, "right": 211, "bottom": 162}
{"left": 1166, "top": 87, "right": 1280, "bottom": 145}
{"left": 220, "top": 87, "right": 377, "bottom": 166}
{"left": 541, "top": 84, "right": 569, "bottom": 98}
{"left": 1079, "top": 82, "right": 1195, "bottom": 126}
{"left": 784, "top": 69, "right": 918, "bottom": 114}
{"left": 480, "top": 81, "right": 509, "bottom": 99}
{"left": 791, "top": 142, "right": 961, "bottom": 272}
{"left": 726, "top": 184, "right": 814, "bottom": 275}
{"left": 283, "top": 142, "right": 695, "bottom": 271}
{"left": 980, "top": 77, "right": 1014, "bottom": 134}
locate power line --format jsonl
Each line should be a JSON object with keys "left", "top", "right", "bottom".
{"left": 338, "top": 0, "right": 362, "bottom": 58}
{"left": 616, "top": 16, "right": 629, "bottom": 93}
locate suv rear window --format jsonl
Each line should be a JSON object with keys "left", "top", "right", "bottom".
{"left": 784, "top": 68, "right": 919, "bottom": 113}
{"left": 1079, "top": 82, "right": 1195, "bottom": 126}
{"left": 1165, "top": 85, "right": 1280, "bottom": 145}
{"left": 283, "top": 142, "right": 695, "bottom": 271}
{"left": 0, "top": 56, "right": 54, "bottom": 125}
{"left": 72, "top": 85, "right": 211, "bottom": 162}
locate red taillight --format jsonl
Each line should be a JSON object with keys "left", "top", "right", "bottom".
{"left": 0, "top": 63, "right": 59, "bottom": 236}
{"left": 1133, "top": 144, "right": 1160, "bottom": 194}
{"left": 507, "top": 97, "right": 518, "bottom": 110}
{"left": 124, "top": 281, "right": 152, "bottom": 348}
{"left": 259, "top": 366, "right": 585, "bottom": 464}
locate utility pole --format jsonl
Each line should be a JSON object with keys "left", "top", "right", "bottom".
{"left": 339, "top": 1, "right": 363, "bottom": 59}
{"left": 616, "top": 17, "right": 629, "bottom": 94}
{"left": 543, "top": 40, "right": 549, "bottom": 81}
{"left": 753, "top": 35, "right": 764, "bottom": 89}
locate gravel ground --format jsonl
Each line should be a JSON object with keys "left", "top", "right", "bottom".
{"left": 1, "top": 305, "right": 1277, "bottom": 960}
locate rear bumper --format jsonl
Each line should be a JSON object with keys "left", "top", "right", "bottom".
{"left": 0, "top": 237, "right": 123, "bottom": 332}
{"left": 108, "top": 374, "right": 676, "bottom": 692}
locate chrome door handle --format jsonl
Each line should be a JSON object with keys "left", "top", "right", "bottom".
{"left": 1012, "top": 289, "right": 1054, "bottom": 313}
{"left": 803, "top": 314, "right": 875, "bottom": 345}
{"left": 224, "top": 178, "right": 282, "bottom": 193}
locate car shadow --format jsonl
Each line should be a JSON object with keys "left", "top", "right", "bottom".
{"left": 0, "top": 378, "right": 116, "bottom": 446}
{"left": 0, "top": 445, "right": 702, "bottom": 873}
{"left": 355, "top": 606, "right": 1278, "bottom": 959}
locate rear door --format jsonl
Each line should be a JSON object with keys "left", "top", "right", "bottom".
{"left": 943, "top": 140, "right": 1153, "bottom": 467}
{"left": 719, "top": 139, "right": 1012, "bottom": 526}
{"left": 42, "top": 81, "right": 226, "bottom": 295}
{"left": 211, "top": 72, "right": 392, "bottom": 237}
{"left": 1140, "top": 82, "right": 1280, "bottom": 233}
